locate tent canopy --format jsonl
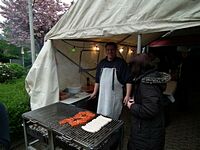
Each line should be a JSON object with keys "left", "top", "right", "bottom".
{"left": 45, "top": 0, "right": 200, "bottom": 46}
{"left": 26, "top": 0, "right": 200, "bottom": 110}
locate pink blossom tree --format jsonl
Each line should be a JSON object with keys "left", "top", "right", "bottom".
{"left": 0, "top": 0, "right": 70, "bottom": 50}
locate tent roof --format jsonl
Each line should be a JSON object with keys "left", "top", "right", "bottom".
{"left": 45, "top": 0, "right": 200, "bottom": 46}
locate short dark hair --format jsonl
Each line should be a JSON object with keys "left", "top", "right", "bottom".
{"left": 105, "top": 42, "right": 117, "bottom": 50}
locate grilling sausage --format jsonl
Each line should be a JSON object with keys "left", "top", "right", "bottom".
{"left": 59, "top": 111, "right": 96, "bottom": 126}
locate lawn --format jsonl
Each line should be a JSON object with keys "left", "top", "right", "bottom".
{"left": 0, "top": 77, "right": 30, "bottom": 138}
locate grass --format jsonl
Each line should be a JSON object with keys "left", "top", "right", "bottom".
{"left": 0, "top": 77, "right": 30, "bottom": 138}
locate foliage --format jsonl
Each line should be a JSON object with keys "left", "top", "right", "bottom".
{"left": 7, "top": 63, "right": 26, "bottom": 78}
{"left": 0, "top": 63, "right": 26, "bottom": 83}
{"left": 0, "top": 63, "right": 13, "bottom": 82}
{"left": 0, "top": 0, "right": 69, "bottom": 49}
{"left": 0, "top": 39, "right": 21, "bottom": 62}
{"left": 0, "top": 77, "right": 30, "bottom": 136}
{"left": 0, "top": 38, "right": 32, "bottom": 67}
{"left": 0, "top": 39, "right": 21, "bottom": 56}
{"left": 0, "top": 53, "right": 17, "bottom": 63}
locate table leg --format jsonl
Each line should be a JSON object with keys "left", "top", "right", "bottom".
{"left": 23, "top": 119, "right": 28, "bottom": 150}
{"left": 48, "top": 130, "right": 54, "bottom": 150}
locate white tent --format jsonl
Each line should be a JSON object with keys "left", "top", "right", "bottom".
{"left": 25, "top": 0, "right": 200, "bottom": 110}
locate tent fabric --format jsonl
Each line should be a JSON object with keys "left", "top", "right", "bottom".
{"left": 26, "top": 0, "right": 200, "bottom": 110}
{"left": 25, "top": 40, "right": 59, "bottom": 110}
{"left": 45, "top": 0, "right": 200, "bottom": 42}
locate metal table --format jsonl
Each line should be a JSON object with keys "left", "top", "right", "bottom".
{"left": 22, "top": 102, "right": 124, "bottom": 150}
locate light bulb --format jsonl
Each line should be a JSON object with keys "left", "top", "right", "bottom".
{"left": 128, "top": 49, "right": 133, "bottom": 54}
{"left": 93, "top": 45, "right": 99, "bottom": 51}
{"left": 96, "top": 46, "right": 100, "bottom": 51}
{"left": 71, "top": 46, "right": 76, "bottom": 52}
{"left": 119, "top": 48, "right": 124, "bottom": 53}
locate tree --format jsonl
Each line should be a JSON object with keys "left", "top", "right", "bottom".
{"left": 0, "top": 0, "right": 69, "bottom": 50}
{"left": 0, "top": 39, "right": 20, "bottom": 62}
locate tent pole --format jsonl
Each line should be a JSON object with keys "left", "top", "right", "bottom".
{"left": 137, "top": 34, "right": 142, "bottom": 54}
{"left": 28, "top": 0, "right": 36, "bottom": 64}
{"left": 146, "top": 45, "right": 149, "bottom": 53}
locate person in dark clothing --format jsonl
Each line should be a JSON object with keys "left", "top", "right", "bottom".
{"left": 90, "top": 42, "right": 131, "bottom": 150}
{"left": 0, "top": 102, "right": 10, "bottom": 150}
{"left": 175, "top": 46, "right": 192, "bottom": 111}
{"left": 90, "top": 42, "right": 131, "bottom": 120}
{"left": 125, "top": 53, "right": 171, "bottom": 150}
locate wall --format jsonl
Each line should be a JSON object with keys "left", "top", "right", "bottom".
{"left": 53, "top": 39, "right": 134, "bottom": 90}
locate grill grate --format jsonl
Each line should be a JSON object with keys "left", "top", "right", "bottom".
{"left": 22, "top": 103, "right": 123, "bottom": 149}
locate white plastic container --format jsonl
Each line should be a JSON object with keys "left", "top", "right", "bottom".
{"left": 67, "top": 86, "right": 81, "bottom": 94}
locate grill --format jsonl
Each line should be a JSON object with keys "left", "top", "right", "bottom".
{"left": 22, "top": 102, "right": 124, "bottom": 150}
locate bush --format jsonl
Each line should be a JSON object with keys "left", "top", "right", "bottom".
{"left": 7, "top": 63, "right": 26, "bottom": 78}
{"left": 0, "top": 63, "right": 26, "bottom": 83}
{"left": 0, "top": 77, "right": 30, "bottom": 138}
{"left": 0, "top": 63, "right": 14, "bottom": 82}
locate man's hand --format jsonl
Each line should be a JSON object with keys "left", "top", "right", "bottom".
{"left": 127, "top": 98, "right": 135, "bottom": 109}
{"left": 88, "top": 83, "right": 99, "bottom": 100}
{"left": 123, "top": 96, "right": 130, "bottom": 106}
{"left": 89, "top": 92, "right": 96, "bottom": 100}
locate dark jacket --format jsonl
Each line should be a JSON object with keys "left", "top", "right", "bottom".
{"left": 0, "top": 103, "right": 10, "bottom": 150}
{"left": 128, "top": 70, "right": 171, "bottom": 150}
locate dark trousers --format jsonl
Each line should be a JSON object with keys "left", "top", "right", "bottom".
{"left": 109, "top": 130, "right": 121, "bottom": 150}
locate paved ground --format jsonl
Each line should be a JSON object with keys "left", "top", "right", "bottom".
{"left": 118, "top": 90, "right": 200, "bottom": 150}
{"left": 11, "top": 91, "right": 200, "bottom": 150}
{"left": 164, "top": 91, "right": 200, "bottom": 150}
